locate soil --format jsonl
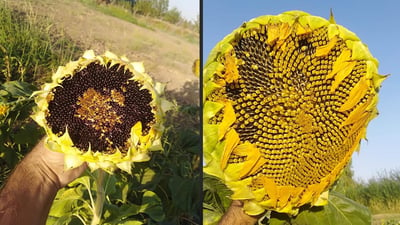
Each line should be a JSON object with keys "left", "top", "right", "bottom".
{"left": 372, "top": 213, "right": 400, "bottom": 225}
{"left": 9, "top": 0, "right": 199, "bottom": 105}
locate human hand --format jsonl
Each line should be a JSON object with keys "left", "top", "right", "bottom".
{"left": 219, "top": 200, "right": 262, "bottom": 225}
{"left": 28, "top": 137, "right": 87, "bottom": 189}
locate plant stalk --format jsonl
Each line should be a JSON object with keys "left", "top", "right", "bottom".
{"left": 91, "top": 169, "right": 106, "bottom": 225}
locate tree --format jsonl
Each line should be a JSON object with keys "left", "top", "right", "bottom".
{"left": 133, "top": 0, "right": 169, "bottom": 18}
{"left": 163, "top": 7, "right": 181, "bottom": 24}
{"left": 154, "top": 0, "right": 169, "bottom": 17}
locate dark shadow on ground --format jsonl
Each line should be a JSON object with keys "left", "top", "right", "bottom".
{"left": 166, "top": 79, "right": 199, "bottom": 107}
{"left": 164, "top": 79, "right": 200, "bottom": 131}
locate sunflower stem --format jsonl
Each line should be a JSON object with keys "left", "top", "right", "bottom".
{"left": 91, "top": 169, "right": 106, "bottom": 225}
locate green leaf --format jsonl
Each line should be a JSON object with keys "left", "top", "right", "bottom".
{"left": 118, "top": 221, "right": 143, "bottom": 225}
{"left": 103, "top": 203, "right": 141, "bottom": 223}
{"left": 12, "top": 123, "right": 42, "bottom": 144}
{"left": 0, "top": 145, "right": 21, "bottom": 168}
{"left": 269, "top": 191, "right": 371, "bottom": 225}
{"left": 140, "top": 190, "right": 165, "bottom": 222}
{"left": 46, "top": 215, "right": 73, "bottom": 225}
{"left": 203, "top": 174, "right": 232, "bottom": 213}
{"left": 1, "top": 81, "right": 36, "bottom": 98}
{"left": 49, "top": 187, "right": 85, "bottom": 217}
{"left": 132, "top": 165, "right": 160, "bottom": 190}
{"left": 140, "top": 167, "right": 156, "bottom": 185}
{"left": 104, "top": 174, "right": 117, "bottom": 196}
{"left": 168, "top": 175, "right": 196, "bottom": 212}
{"left": 49, "top": 199, "right": 77, "bottom": 217}
{"left": 69, "top": 175, "right": 91, "bottom": 190}
{"left": 0, "top": 90, "right": 8, "bottom": 97}
{"left": 203, "top": 206, "right": 224, "bottom": 225}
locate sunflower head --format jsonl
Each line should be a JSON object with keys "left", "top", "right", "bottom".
{"left": 0, "top": 103, "right": 9, "bottom": 118}
{"left": 32, "top": 50, "right": 173, "bottom": 174}
{"left": 203, "top": 11, "right": 386, "bottom": 215}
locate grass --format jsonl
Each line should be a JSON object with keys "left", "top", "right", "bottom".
{"left": 350, "top": 170, "right": 400, "bottom": 214}
{"left": 334, "top": 166, "right": 400, "bottom": 224}
{"left": 0, "top": 1, "right": 80, "bottom": 185}
{"left": 0, "top": 2, "right": 80, "bottom": 85}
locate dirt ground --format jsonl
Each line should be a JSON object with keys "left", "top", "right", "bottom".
{"left": 9, "top": 0, "right": 199, "bottom": 105}
{"left": 372, "top": 213, "right": 400, "bottom": 225}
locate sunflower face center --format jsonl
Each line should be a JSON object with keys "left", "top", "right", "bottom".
{"left": 75, "top": 88, "right": 124, "bottom": 133}
{"left": 208, "top": 24, "right": 373, "bottom": 187}
{"left": 46, "top": 62, "right": 155, "bottom": 154}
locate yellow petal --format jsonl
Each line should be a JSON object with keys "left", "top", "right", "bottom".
{"left": 232, "top": 143, "right": 267, "bottom": 178}
{"left": 243, "top": 200, "right": 265, "bottom": 216}
{"left": 218, "top": 102, "right": 236, "bottom": 140}
{"left": 223, "top": 52, "right": 240, "bottom": 83}
{"left": 220, "top": 129, "right": 240, "bottom": 170}
{"left": 82, "top": 50, "right": 96, "bottom": 59}
{"left": 64, "top": 154, "right": 84, "bottom": 170}
{"left": 326, "top": 48, "right": 352, "bottom": 79}
{"left": 341, "top": 95, "right": 373, "bottom": 127}
{"left": 314, "top": 190, "right": 329, "bottom": 206}
{"left": 267, "top": 24, "right": 280, "bottom": 44}
{"left": 339, "top": 76, "right": 370, "bottom": 111}
{"left": 315, "top": 36, "right": 338, "bottom": 57}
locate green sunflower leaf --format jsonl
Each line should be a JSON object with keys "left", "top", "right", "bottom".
{"left": 269, "top": 191, "right": 371, "bottom": 225}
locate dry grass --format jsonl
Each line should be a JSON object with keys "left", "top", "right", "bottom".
{"left": 373, "top": 214, "right": 400, "bottom": 225}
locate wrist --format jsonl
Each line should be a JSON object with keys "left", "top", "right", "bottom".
{"left": 25, "top": 139, "right": 62, "bottom": 190}
{"left": 0, "top": 151, "right": 59, "bottom": 225}
{"left": 219, "top": 200, "right": 261, "bottom": 225}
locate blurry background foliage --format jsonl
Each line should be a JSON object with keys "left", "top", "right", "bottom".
{"left": 85, "top": 0, "right": 199, "bottom": 43}
{"left": 96, "top": 0, "right": 199, "bottom": 29}
{"left": 0, "top": 1, "right": 200, "bottom": 224}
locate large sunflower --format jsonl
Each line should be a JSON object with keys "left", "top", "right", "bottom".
{"left": 203, "top": 11, "right": 386, "bottom": 215}
{"left": 32, "top": 50, "right": 172, "bottom": 174}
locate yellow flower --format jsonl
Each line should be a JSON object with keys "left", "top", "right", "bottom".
{"left": 203, "top": 11, "right": 386, "bottom": 215}
{"left": 0, "top": 103, "right": 8, "bottom": 117}
{"left": 32, "top": 50, "right": 173, "bottom": 174}
{"left": 192, "top": 58, "right": 200, "bottom": 77}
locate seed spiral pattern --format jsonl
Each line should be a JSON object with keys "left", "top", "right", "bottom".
{"left": 208, "top": 26, "right": 368, "bottom": 187}
{"left": 46, "top": 62, "right": 154, "bottom": 154}
{"left": 203, "top": 11, "right": 385, "bottom": 215}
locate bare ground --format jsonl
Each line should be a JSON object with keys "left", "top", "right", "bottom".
{"left": 8, "top": 0, "right": 199, "bottom": 105}
{"left": 373, "top": 213, "right": 400, "bottom": 225}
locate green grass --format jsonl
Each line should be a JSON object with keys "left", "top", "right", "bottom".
{"left": 350, "top": 170, "right": 400, "bottom": 214}
{"left": 0, "top": 2, "right": 80, "bottom": 85}
{"left": 335, "top": 164, "right": 400, "bottom": 217}
{"left": 0, "top": 1, "right": 80, "bottom": 184}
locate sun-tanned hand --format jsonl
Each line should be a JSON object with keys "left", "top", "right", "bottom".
{"left": 0, "top": 138, "right": 87, "bottom": 225}
{"left": 219, "top": 200, "right": 262, "bottom": 225}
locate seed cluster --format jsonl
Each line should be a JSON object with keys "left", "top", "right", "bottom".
{"left": 208, "top": 25, "right": 370, "bottom": 187}
{"left": 46, "top": 62, "right": 155, "bottom": 154}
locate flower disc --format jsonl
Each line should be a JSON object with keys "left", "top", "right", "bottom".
{"left": 33, "top": 50, "right": 172, "bottom": 173}
{"left": 203, "top": 11, "right": 386, "bottom": 215}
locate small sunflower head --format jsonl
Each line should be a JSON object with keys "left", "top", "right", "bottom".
{"left": 32, "top": 50, "right": 172, "bottom": 174}
{"left": 0, "top": 103, "right": 9, "bottom": 118}
{"left": 203, "top": 11, "right": 386, "bottom": 215}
